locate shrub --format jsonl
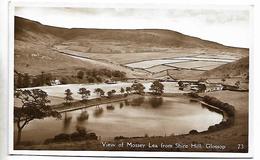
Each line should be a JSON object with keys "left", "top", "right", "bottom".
{"left": 60, "top": 77, "right": 68, "bottom": 84}
{"left": 86, "top": 132, "right": 98, "bottom": 140}
{"left": 189, "top": 130, "right": 199, "bottom": 134}
{"left": 203, "top": 96, "right": 235, "bottom": 117}
{"left": 54, "top": 133, "right": 70, "bottom": 142}
{"left": 77, "top": 71, "right": 84, "bottom": 79}
{"left": 70, "top": 132, "right": 82, "bottom": 141}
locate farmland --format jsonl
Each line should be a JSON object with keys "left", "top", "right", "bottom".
{"left": 52, "top": 44, "right": 243, "bottom": 80}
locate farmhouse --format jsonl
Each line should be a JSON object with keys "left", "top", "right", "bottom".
{"left": 156, "top": 76, "right": 176, "bottom": 82}
{"left": 178, "top": 80, "right": 223, "bottom": 92}
{"left": 198, "top": 82, "right": 223, "bottom": 92}
{"left": 50, "top": 79, "right": 61, "bottom": 86}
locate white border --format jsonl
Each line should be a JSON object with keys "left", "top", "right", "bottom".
{"left": 8, "top": 0, "right": 254, "bottom": 158}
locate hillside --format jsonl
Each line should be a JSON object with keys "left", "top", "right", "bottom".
{"left": 15, "top": 16, "right": 249, "bottom": 81}
{"left": 15, "top": 16, "right": 249, "bottom": 52}
{"left": 201, "top": 56, "right": 249, "bottom": 79}
{"left": 15, "top": 17, "right": 140, "bottom": 77}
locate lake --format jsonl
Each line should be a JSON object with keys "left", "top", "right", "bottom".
{"left": 14, "top": 96, "right": 223, "bottom": 143}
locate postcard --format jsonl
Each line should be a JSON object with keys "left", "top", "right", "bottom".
{"left": 8, "top": 1, "right": 253, "bottom": 158}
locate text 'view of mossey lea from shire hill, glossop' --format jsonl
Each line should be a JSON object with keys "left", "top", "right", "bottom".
{"left": 13, "top": 6, "right": 249, "bottom": 153}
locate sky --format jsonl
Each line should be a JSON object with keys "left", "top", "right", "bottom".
{"left": 15, "top": 7, "right": 250, "bottom": 48}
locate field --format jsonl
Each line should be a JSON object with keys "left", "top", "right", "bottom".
{"left": 52, "top": 44, "right": 244, "bottom": 80}
{"left": 165, "top": 61, "right": 226, "bottom": 70}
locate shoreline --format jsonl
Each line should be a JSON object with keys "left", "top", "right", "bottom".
{"left": 51, "top": 92, "right": 187, "bottom": 113}
{"left": 15, "top": 91, "right": 247, "bottom": 152}
{"left": 52, "top": 94, "right": 132, "bottom": 113}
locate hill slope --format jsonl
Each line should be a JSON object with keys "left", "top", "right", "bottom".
{"left": 15, "top": 16, "right": 248, "bottom": 79}
{"left": 15, "top": 16, "right": 140, "bottom": 77}
{"left": 200, "top": 56, "right": 249, "bottom": 78}
{"left": 15, "top": 16, "right": 249, "bottom": 52}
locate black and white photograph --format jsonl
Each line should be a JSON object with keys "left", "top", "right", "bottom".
{"left": 1, "top": 1, "right": 256, "bottom": 159}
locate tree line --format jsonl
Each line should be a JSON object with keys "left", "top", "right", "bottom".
{"left": 14, "top": 68, "right": 127, "bottom": 88}
{"left": 64, "top": 80, "right": 165, "bottom": 104}
{"left": 76, "top": 69, "right": 126, "bottom": 83}
{"left": 15, "top": 71, "right": 53, "bottom": 88}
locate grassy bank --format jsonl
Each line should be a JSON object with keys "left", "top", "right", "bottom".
{"left": 52, "top": 94, "right": 135, "bottom": 113}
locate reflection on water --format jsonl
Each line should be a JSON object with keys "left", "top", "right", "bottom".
{"left": 124, "top": 99, "right": 129, "bottom": 106}
{"left": 131, "top": 96, "right": 145, "bottom": 106}
{"left": 63, "top": 112, "right": 72, "bottom": 131}
{"left": 15, "top": 96, "right": 223, "bottom": 143}
{"left": 120, "top": 102, "right": 124, "bottom": 109}
{"left": 107, "top": 105, "right": 115, "bottom": 110}
{"left": 77, "top": 111, "right": 89, "bottom": 122}
{"left": 93, "top": 107, "right": 104, "bottom": 118}
{"left": 149, "top": 97, "right": 163, "bottom": 108}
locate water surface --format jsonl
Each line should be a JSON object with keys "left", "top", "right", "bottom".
{"left": 15, "top": 96, "right": 223, "bottom": 143}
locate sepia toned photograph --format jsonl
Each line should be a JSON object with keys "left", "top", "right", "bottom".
{"left": 12, "top": 4, "right": 251, "bottom": 155}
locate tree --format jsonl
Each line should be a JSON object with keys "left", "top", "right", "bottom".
{"left": 178, "top": 81, "right": 184, "bottom": 87}
{"left": 246, "top": 74, "right": 249, "bottom": 81}
{"left": 14, "top": 89, "right": 61, "bottom": 145}
{"left": 94, "top": 88, "right": 105, "bottom": 98}
{"left": 23, "top": 73, "right": 30, "bottom": 88}
{"left": 111, "top": 89, "right": 116, "bottom": 94}
{"left": 107, "top": 91, "right": 113, "bottom": 98}
{"left": 126, "top": 87, "right": 132, "bottom": 94}
{"left": 221, "top": 78, "right": 226, "bottom": 84}
{"left": 96, "top": 76, "right": 103, "bottom": 83}
{"left": 40, "top": 71, "right": 45, "bottom": 86}
{"left": 78, "top": 88, "right": 91, "bottom": 102}
{"left": 235, "top": 80, "right": 240, "bottom": 88}
{"left": 32, "top": 77, "right": 41, "bottom": 87}
{"left": 149, "top": 80, "right": 164, "bottom": 96}
{"left": 60, "top": 77, "right": 68, "bottom": 84}
{"left": 45, "top": 73, "right": 53, "bottom": 86}
{"left": 87, "top": 77, "right": 95, "bottom": 83}
{"left": 64, "top": 89, "right": 73, "bottom": 105}
{"left": 16, "top": 74, "right": 23, "bottom": 88}
{"left": 77, "top": 71, "right": 84, "bottom": 79}
{"left": 131, "top": 83, "right": 145, "bottom": 95}
{"left": 107, "top": 89, "right": 116, "bottom": 98}
{"left": 120, "top": 87, "right": 125, "bottom": 94}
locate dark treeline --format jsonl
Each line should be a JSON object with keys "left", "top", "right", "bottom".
{"left": 14, "top": 68, "right": 127, "bottom": 88}
{"left": 15, "top": 71, "right": 53, "bottom": 88}
{"left": 76, "top": 68, "right": 127, "bottom": 83}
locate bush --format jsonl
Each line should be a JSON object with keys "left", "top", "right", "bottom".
{"left": 87, "top": 77, "right": 95, "bottom": 83}
{"left": 70, "top": 132, "right": 83, "bottom": 141}
{"left": 77, "top": 71, "right": 84, "bottom": 79}
{"left": 189, "top": 130, "right": 199, "bottom": 134}
{"left": 48, "top": 129, "right": 97, "bottom": 143}
{"left": 114, "top": 136, "right": 128, "bottom": 140}
{"left": 203, "top": 96, "right": 235, "bottom": 117}
{"left": 86, "top": 132, "right": 98, "bottom": 140}
{"left": 60, "top": 77, "right": 68, "bottom": 84}
{"left": 54, "top": 133, "right": 70, "bottom": 142}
